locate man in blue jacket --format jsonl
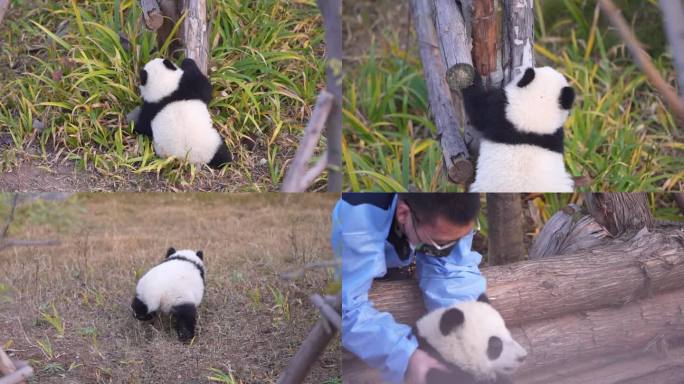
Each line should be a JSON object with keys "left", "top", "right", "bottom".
{"left": 333, "top": 193, "right": 485, "bottom": 384}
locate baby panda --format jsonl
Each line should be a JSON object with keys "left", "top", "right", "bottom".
{"left": 413, "top": 294, "right": 527, "bottom": 384}
{"left": 135, "top": 57, "right": 232, "bottom": 168}
{"left": 463, "top": 67, "right": 575, "bottom": 192}
{"left": 131, "top": 247, "right": 205, "bottom": 342}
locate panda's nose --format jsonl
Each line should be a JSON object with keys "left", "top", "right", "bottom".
{"left": 517, "top": 354, "right": 527, "bottom": 363}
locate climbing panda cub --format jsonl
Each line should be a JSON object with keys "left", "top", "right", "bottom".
{"left": 131, "top": 248, "right": 205, "bottom": 342}
{"left": 135, "top": 57, "right": 232, "bottom": 168}
{"left": 414, "top": 294, "right": 527, "bottom": 384}
{"left": 463, "top": 66, "right": 575, "bottom": 192}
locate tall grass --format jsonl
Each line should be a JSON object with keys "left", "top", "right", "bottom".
{"left": 0, "top": 0, "right": 325, "bottom": 190}
{"left": 342, "top": 1, "right": 684, "bottom": 191}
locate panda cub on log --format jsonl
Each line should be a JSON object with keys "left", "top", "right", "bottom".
{"left": 414, "top": 294, "right": 527, "bottom": 384}
{"left": 131, "top": 248, "right": 205, "bottom": 342}
{"left": 463, "top": 66, "right": 575, "bottom": 192}
{"left": 135, "top": 57, "right": 232, "bottom": 168}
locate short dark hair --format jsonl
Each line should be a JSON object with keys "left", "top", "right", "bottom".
{"left": 399, "top": 193, "right": 480, "bottom": 225}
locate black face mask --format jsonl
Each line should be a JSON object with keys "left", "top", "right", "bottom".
{"left": 403, "top": 202, "right": 467, "bottom": 258}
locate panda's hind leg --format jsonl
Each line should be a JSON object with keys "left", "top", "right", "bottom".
{"left": 171, "top": 303, "right": 197, "bottom": 342}
{"left": 131, "top": 296, "right": 156, "bottom": 321}
{"left": 207, "top": 141, "right": 233, "bottom": 169}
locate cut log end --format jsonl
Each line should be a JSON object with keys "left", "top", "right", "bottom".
{"left": 446, "top": 157, "right": 474, "bottom": 185}
{"left": 446, "top": 63, "right": 475, "bottom": 91}
{"left": 142, "top": 10, "right": 164, "bottom": 31}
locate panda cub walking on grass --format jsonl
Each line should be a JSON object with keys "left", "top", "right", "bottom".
{"left": 463, "top": 66, "right": 576, "bottom": 192}
{"left": 414, "top": 294, "right": 527, "bottom": 384}
{"left": 131, "top": 248, "right": 205, "bottom": 342}
{"left": 135, "top": 57, "right": 232, "bottom": 168}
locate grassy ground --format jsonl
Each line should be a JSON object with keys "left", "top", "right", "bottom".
{"left": 342, "top": 0, "right": 684, "bottom": 192}
{"left": 0, "top": 193, "right": 340, "bottom": 383}
{"left": 0, "top": 0, "right": 327, "bottom": 191}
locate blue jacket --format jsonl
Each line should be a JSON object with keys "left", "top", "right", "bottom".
{"left": 333, "top": 193, "right": 486, "bottom": 383}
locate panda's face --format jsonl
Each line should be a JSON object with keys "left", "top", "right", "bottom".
{"left": 139, "top": 58, "right": 184, "bottom": 103}
{"left": 504, "top": 66, "right": 575, "bottom": 135}
{"left": 417, "top": 300, "right": 527, "bottom": 380}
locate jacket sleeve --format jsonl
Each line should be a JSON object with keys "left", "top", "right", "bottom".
{"left": 333, "top": 197, "right": 418, "bottom": 384}
{"left": 415, "top": 231, "right": 487, "bottom": 311}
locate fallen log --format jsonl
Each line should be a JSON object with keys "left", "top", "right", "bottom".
{"left": 343, "top": 288, "right": 684, "bottom": 383}
{"left": 512, "top": 288, "right": 684, "bottom": 373}
{"left": 360, "top": 228, "right": 684, "bottom": 327}
{"left": 515, "top": 344, "right": 684, "bottom": 384}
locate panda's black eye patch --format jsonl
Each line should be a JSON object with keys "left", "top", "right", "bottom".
{"left": 559, "top": 86, "right": 575, "bottom": 110}
{"left": 163, "top": 59, "right": 177, "bottom": 70}
{"left": 487, "top": 336, "right": 503, "bottom": 360}
{"left": 140, "top": 69, "right": 148, "bottom": 86}
{"left": 517, "top": 67, "right": 535, "bottom": 87}
{"left": 439, "top": 308, "right": 465, "bottom": 336}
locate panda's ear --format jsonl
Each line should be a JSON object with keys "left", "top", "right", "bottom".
{"left": 163, "top": 59, "right": 177, "bottom": 71}
{"left": 166, "top": 247, "right": 176, "bottom": 258}
{"left": 559, "top": 86, "right": 575, "bottom": 110}
{"left": 139, "top": 69, "right": 148, "bottom": 86}
{"left": 439, "top": 307, "right": 465, "bottom": 336}
{"left": 196, "top": 250, "right": 204, "bottom": 260}
{"left": 477, "top": 293, "right": 490, "bottom": 304}
{"left": 516, "top": 67, "right": 535, "bottom": 88}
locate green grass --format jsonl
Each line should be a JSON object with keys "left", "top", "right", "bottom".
{"left": 343, "top": 1, "right": 684, "bottom": 191}
{"left": 0, "top": 0, "right": 325, "bottom": 190}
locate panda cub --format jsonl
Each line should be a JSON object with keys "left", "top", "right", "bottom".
{"left": 135, "top": 57, "right": 232, "bottom": 168}
{"left": 414, "top": 294, "right": 527, "bottom": 384}
{"left": 463, "top": 67, "right": 575, "bottom": 192}
{"left": 131, "top": 248, "right": 205, "bottom": 342}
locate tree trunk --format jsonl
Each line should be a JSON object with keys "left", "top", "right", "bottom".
{"left": 585, "top": 193, "right": 653, "bottom": 236}
{"left": 659, "top": 0, "right": 684, "bottom": 98}
{"left": 0, "top": 0, "right": 10, "bottom": 27}
{"left": 485, "top": 193, "right": 524, "bottom": 265}
{"left": 409, "top": 0, "right": 474, "bottom": 185}
{"left": 317, "top": 0, "right": 343, "bottom": 192}
{"left": 179, "top": 0, "right": 209, "bottom": 75}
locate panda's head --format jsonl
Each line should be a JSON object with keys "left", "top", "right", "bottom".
{"left": 416, "top": 296, "right": 527, "bottom": 381}
{"left": 504, "top": 66, "right": 575, "bottom": 135}
{"left": 165, "top": 247, "right": 204, "bottom": 267}
{"left": 139, "top": 58, "right": 184, "bottom": 103}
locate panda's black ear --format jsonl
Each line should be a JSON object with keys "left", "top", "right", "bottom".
{"left": 140, "top": 69, "right": 148, "bottom": 86}
{"left": 163, "top": 59, "right": 177, "bottom": 70}
{"left": 166, "top": 247, "right": 176, "bottom": 258}
{"left": 196, "top": 250, "right": 203, "bottom": 260}
{"left": 439, "top": 307, "right": 465, "bottom": 336}
{"left": 477, "top": 293, "right": 490, "bottom": 303}
{"left": 559, "top": 86, "right": 575, "bottom": 110}
{"left": 516, "top": 67, "right": 535, "bottom": 87}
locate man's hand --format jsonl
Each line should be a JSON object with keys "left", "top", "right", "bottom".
{"left": 404, "top": 348, "right": 449, "bottom": 384}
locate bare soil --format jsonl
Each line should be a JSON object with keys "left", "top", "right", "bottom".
{"left": 0, "top": 193, "right": 340, "bottom": 383}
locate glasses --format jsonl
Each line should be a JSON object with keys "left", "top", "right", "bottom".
{"left": 406, "top": 203, "right": 480, "bottom": 257}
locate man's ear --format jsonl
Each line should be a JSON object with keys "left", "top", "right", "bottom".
{"left": 395, "top": 199, "right": 410, "bottom": 226}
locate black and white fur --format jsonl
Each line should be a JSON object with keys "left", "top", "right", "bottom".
{"left": 414, "top": 294, "right": 527, "bottom": 384}
{"left": 131, "top": 247, "right": 205, "bottom": 342}
{"left": 463, "top": 66, "right": 575, "bottom": 192}
{"left": 135, "top": 58, "right": 232, "bottom": 168}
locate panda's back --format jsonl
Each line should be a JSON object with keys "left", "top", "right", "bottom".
{"left": 151, "top": 100, "right": 222, "bottom": 164}
{"left": 471, "top": 140, "right": 573, "bottom": 192}
{"left": 136, "top": 260, "right": 204, "bottom": 313}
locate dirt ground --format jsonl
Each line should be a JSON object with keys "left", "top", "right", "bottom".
{"left": 0, "top": 193, "right": 340, "bottom": 383}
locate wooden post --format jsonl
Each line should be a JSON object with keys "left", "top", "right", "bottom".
{"left": 180, "top": 0, "right": 209, "bottom": 75}
{"left": 485, "top": 193, "right": 524, "bottom": 265}
{"left": 659, "top": 0, "right": 684, "bottom": 97}
{"left": 434, "top": 0, "right": 474, "bottom": 91}
{"left": 316, "top": 0, "right": 343, "bottom": 192}
{"left": 277, "top": 295, "right": 341, "bottom": 384}
{"left": 410, "top": 0, "right": 474, "bottom": 184}
{"left": 140, "top": 0, "right": 164, "bottom": 30}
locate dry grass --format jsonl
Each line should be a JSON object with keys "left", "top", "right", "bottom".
{"left": 0, "top": 193, "right": 340, "bottom": 383}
